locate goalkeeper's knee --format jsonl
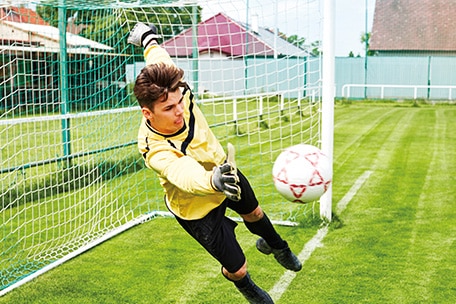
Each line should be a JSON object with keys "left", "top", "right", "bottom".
{"left": 221, "top": 264, "right": 247, "bottom": 282}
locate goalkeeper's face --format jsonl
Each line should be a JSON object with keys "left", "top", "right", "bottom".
{"left": 141, "top": 89, "right": 185, "bottom": 134}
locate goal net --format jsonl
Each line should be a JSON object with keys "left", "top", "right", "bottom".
{"left": 0, "top": 0, "right": 325, "bottom": 294}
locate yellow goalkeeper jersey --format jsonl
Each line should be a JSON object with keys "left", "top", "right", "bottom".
{"left": 137, "top": 45, "right": 226, "bottom": 220}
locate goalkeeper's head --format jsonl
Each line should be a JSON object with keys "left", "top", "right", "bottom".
{"left": 134, "top": 62, "right": 185, "bottom": 110}
{"left": 134, "top": 63, "right": 188, "bottom": 134}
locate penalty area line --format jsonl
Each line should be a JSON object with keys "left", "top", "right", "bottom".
{"left": 269, "top": 170, "right": 373, "bottom": 302}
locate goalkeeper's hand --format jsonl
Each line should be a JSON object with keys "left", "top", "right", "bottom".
{"left": 211, "top": 143, "right": 241, "bottom": 201}
{"left": 127, "top": 22, "right": 161, "bottom": 48}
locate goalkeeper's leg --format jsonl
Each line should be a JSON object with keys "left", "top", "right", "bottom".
{"left": 222, "top": 264, "right": 274, "bottom": 304}
{"left": 244, "top": 208, "right": 302, "bottom": 272}
{"left": 175, "top": 203, "right": 273, "bottom": 303}
{"left": 227, "top": 170, "right": 302, "bottom": 272}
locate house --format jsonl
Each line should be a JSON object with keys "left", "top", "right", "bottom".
{"left": 370, "top": 0, "right": 456, "bottom": 56}
{"left": 0, "top": 6, "right": 48, "bottom": 25}
{"left": 0, "top": 7, "right": 113, "bottom": 55}
{"left": 149, "top": 12, "right": 310, "bottom": 97}
{"left": 162, "top": 12, "right": 307, "bottom": 58}
{"left": 0, "top": 6, "right": 118, "bottom": 112}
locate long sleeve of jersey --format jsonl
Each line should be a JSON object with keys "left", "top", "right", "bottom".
{"left": 137, "top": 45, "right": 227, "bottom": 220}
{"left": 143, "top": 45, "right": 174, "bottom": 66}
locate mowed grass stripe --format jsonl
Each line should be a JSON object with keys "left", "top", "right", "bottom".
{"left": 431, "top": 108, "right": 456, "bottom": 300}
{"left": 358, "top": 108, "right": 446, "bottom": 303}
{"left": 376, "top": 108, "right": 437, "bottom": 303}
{"left": 399, "top": 108, "right": 456, "bottom": 302}
{"left": 333, "top": 107, "right": 398, "bottom": 172}
{"left": 333, "top": 106, "right": 411, "bottom": 201}
{"left": 350, "top": 109, "right": 420, "bottom": 298}
{"left": 332, "top": 107, "right": 454, "bottom": 303}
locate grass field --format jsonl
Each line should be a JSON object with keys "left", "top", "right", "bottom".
{"left": 1, "top": 102, "right": 455, "bottom": 303}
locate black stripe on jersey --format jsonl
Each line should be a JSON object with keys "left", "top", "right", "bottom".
{"left": 146, "top": 119, "right": 186, "bottom": 137}
{"left": 167, "top": 140, "right": 177, "bottom": 150}
{"left": 180, "top": 87, "right": 195, "bottom": 155}
{"left": 142, "top": 137, "right": 150, "bottom": 159}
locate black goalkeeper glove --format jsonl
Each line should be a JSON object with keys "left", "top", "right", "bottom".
{"left": 211, "top": 143, "right": 241, "bottom": 201}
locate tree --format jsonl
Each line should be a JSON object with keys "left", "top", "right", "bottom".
{"left": 309, "top": 40, "right": 321, "bottom": 56}
{"left": 36, "top": 3, "right": 200, "bottom": 56}
{"left": 286, "top": 34, "right": 321, "bottom": 56}
{"left": 361, "top": 31, "right": 375, "bottom": 56}
{"left": 287, "top": 34, "right": 306, "bottom": 49}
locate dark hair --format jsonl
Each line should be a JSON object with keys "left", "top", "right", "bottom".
{"left": 133, "top": 62, "right": 185, "bottom": 110}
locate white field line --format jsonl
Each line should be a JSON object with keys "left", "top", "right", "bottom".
{"left": 336, "top": 170, "right": 373, "bottom": 215}
{"left": 269, "top": 170, "right": 373, "bottom": 302}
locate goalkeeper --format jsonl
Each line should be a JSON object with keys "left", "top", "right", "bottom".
{"left": 128, "top": 23, "right": 302, "bottom": 304}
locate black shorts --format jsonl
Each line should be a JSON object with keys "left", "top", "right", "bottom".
{"left": 174, "top": 170, "right": 259, "bottom": 273}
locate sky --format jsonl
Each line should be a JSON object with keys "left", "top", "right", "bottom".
{"left": 334, "top": 0, "right": 376, "bottom": 56}
{"left": 200, "top": 0, "right": 377, "bottom": 57}
{"left": 20, "top": 0, "right": 376, "bottom": 57}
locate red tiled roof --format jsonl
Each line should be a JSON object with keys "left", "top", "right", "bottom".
{"left": 370, "top": 0, "right": 456, "bottom": 51}
{"left": 0, "top": 7, "right": 49, "bottom": 25}
{"left": 162, "top": 12, "right": 275, "bottom": 57}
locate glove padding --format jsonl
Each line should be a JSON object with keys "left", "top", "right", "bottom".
{"left": 127, "top": 22, "right": 161, "bottom": 47}
{"left": 211, "top": 143, "right": 241, "bottom": 201}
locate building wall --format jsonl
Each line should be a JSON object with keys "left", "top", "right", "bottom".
{"left": 127, "top": 56, "right": 456, "bottom": 101}
{"left": 336, "top": 56, "right": 456, "bottom": 99}
{"left": 127, "top": 56, "right": 319, "bottom": 99}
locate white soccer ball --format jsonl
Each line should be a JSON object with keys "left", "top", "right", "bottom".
{"left": 272, "top": 144, "right": 332, "bottom": 203}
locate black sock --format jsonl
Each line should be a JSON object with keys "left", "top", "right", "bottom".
{"left": 221, "top": 267, "right": 252, "bottom": 288}
{"left": 244, "top": 213, "right": 286, "bottom": 249}
{"left": 233, "top": 273, "right": 252, "bottom": 289}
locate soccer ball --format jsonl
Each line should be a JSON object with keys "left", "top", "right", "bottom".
{"left": 272, "top": 144, "right": 332, "bottom": 203}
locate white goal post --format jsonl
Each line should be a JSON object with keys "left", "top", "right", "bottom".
{"left": 320, "top": 0, "right": 335, "bottom": 221}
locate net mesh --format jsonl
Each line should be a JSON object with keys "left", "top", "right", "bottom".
{"left": 1, "top": 0, "right": 323, "bottom": 293}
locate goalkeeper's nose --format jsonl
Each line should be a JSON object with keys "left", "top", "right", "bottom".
{"left": 175, "top": 101, "right": 184, "bottom": 116}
